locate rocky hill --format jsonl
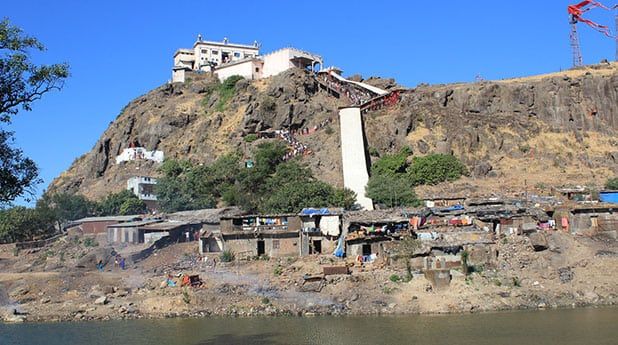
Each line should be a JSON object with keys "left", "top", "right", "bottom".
{"left": 49, "top": 63, "right": 618, "bottom": 200}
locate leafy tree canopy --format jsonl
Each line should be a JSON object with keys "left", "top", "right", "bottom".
{"left": 97, "top": 190, "right": 147, "bottom": 216}
{"left": 0, "top": 206, "right": 54, "bottom": 243}
{"left": 370, "top": 147, "right": 411, "bottom": 177}
{"left": 0, "top": 131, "right": 39, "bottom": 202}
{"left": 407, "top": 154, "right": 467, "bottom": 185}
{"left": 0, "top": 18, "right": 69, "bottom": 204}
{"left": 37, "top": 192, "right": 96, "bottom": 227}
{"left": 156, "top": 142, "right": 357, "bottom": 213}
{"left": 366, "top": 174, "right": 421, "bottom": 208}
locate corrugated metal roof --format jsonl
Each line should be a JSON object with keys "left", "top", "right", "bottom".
{"left": 107, "top": 219, "right": 163, "bottom": 228}
{"left": 167, "top": 207, "right": 244, "bottom": 223}
{"left": 74, "top": 215, "right": 142, "bottom": 223}
{"left": 141, "top": 221, "right": 189, "bottom": 231}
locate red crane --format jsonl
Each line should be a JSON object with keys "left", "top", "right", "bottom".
{"left": 567, "top": 1, "right": 614, "bottom": 66}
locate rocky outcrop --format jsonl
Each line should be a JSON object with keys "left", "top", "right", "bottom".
{"left": 50, "top": 69, "right": 343, "bottom": 199}
{"left": 49, "top": 63, "right": 618, "bottom": 199}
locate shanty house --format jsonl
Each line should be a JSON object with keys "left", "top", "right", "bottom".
{"left": 345, "top": 218, "right": 411, "bottom": 258}
{"left": 67, "top": 215, "right": 142, "bottom": 235}
{"left": 558, "top": 204, "right": 617, "bottom": 238}
{"left": 298, "top": 208, "right": 342, "bottom": 256}
{"left": 165, "top": 208, "right": 244, "bottom": 254}
{"left": 107, "top": 219, "right": 163, "bottom": 244}
{"left": 219, "top": 214, "right": 302, "bottom": 258}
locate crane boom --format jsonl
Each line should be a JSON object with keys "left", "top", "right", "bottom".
{"left": 568, "top": 1, "right": 613, "bottom": 37}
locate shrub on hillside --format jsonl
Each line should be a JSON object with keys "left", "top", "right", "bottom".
{"left": 370, "top": 148, "right": 410, "bottom": 176}
{"left": 365, "top": 174, "right": 421, "bottom": 208}
{"left": 407, "top": 154, "right": 467, "bottom": 185}
{"left": 220, "top": 250, "right": 235, "bottom": 262}
{"left": 243, "top": 134, "right": 258, "bottom": 143}
{"left": 605, "top": 177, "right": 618, "bottom": 190}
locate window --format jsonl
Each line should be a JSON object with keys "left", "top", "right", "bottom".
{"left": 211, "top": 50, "right": 218, "bottom": 55}
{"left": 255, "top": 67, "right": 260, "bottom": 72}
{"left": 201, "top": 49, "right": 208, "bottom": 54}
{"left": 233, "top": 52, "right": 241, "bottom": 58}
{"left": 272, "top": 240, "right": 280, "bottom": 249}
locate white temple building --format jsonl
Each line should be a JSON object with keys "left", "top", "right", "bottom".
{"left": 115, "top": 147, "right": 164, "bottom": 164}
{"left": 172, "top": 35, "right": 323, "bottom": 83}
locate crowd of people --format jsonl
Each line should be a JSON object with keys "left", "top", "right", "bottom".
{"left": 278, "top": 130, "right": 312, "bottom": 161}
{"left": 290, "top": 118, "right": 333, "bottom": 136}
{"left": 360, "top": 90, "right": 401, "bottom": 114}
{"left": 318, "top": 73, "right": 376, "bottom": 105}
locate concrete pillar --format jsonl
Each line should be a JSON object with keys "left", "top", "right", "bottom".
{"left": 339, "top": 107, "right": 374, "bottom": 210}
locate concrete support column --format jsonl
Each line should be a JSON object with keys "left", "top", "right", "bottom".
{"left": 339, "top": 106, "right": 374, "bottom": 210}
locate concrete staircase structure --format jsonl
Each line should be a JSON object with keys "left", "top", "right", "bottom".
{"left": 339, "top": 106, "right": 374, "bottom": 210}
{"left": 318, "top": 69, "right": 401, "bottom": 210}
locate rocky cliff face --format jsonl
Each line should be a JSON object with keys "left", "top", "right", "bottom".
{"left": 50, "top": 63, "right": 618, "bottom": 200}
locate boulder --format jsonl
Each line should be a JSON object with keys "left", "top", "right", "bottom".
{"left": 529, "top": 232, "right": 549, "bottom": 251}
{"left": 94, "top": 296, "right": 108, "bottom": 305}
{"left": 473, "top": 161, "right": 493, "bottom": 177}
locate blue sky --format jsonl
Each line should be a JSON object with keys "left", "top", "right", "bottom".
{"left": 3, "top": 0, "right": 617, "bottom": 203}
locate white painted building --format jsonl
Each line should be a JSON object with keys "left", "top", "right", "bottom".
{"left": 127, "top": 176, "right": 157, "bottom": 201}
{"left": 172, "top": 35, "right": 322, "bottom": 82}
{"left": 260, "top": 48, "right": 322, "bottom": 79}
{"left": 173, "top": 35, "right": 260, "bottom": 72}
{"left": 115, "top": 147, "right": 164, "bottom": 164}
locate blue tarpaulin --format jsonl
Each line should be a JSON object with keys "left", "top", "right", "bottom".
{"left": 600, "top": 191, "right": 618, "bottom": 204}
{"left": 441, "top": 204, "right": 464, "bottom": 212}
{"left": 300, "top": 208, "right": 331, "bottom": 216}
{"left": 333, "top": 233, "right": 345, "bottom": 258}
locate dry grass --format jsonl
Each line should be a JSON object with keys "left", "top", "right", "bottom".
{"left": 497, "top": 63, "right": 617, "bottom": 84}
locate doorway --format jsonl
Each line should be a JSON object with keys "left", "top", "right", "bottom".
{"left": 362, "top": 244, "right": 372, "bottom": 256}
{"left": 310, "top": 240, "right": 322, "bottom": 254}
{"left": 257, "top": 240, "right": 265, "bottom": 256}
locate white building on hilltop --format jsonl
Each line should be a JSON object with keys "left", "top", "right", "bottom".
{"left": 174, "top": 34, "right": 260, "bottom": 71}
{"left": 172, "top": 35, "right": 323, "bottom": 83}
{"left": 127, "top": 176, "right": 157, "bottom": 201}
{"left": 116, "top": 147, "right": 164, "bottom": 164}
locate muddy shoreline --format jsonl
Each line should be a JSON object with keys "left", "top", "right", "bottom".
{"left": 2, "top": 233, "right": 617, "bottom": 324}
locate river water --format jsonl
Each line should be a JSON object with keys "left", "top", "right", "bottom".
{"left": 1, "top": 307, "right": 617, "bottom": 345}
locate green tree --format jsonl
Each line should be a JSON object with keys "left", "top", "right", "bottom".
{"left": 605, "top": 177, "right": 618, "bottom": 190}
{"left": 370, "top": 148, "right": 410, "bottom": 176}
{"left": 0, "top": 131, "right": 39, "bottom": 202}
{"left": 260, "top": 160, "right": 356, "bottom": 213}
{"left": 37, "top": 192, "right": 96, "bottom": 230}
{"left": 0, "top": 206, "right": 54, "bottom": 243}
{"left": 0, "top": 19, "right": 69, "bottom": 203}
{"left": 330, "top": 188, "right": 358, "bottom": 210}
{"left": 119, "top": 197, "right": 148, "bottom": 215}
{"left": 155, "top": 142, "right": 353, "bottom": 213}
{"left": 407, "top": 154, "right": 467, "bottom": 185}
{"left": 366, "top": 174, "right": 421, "bottom": 208}
{"left": 262, "top": 180, "right": 337, "bottom": 213}
{"left": 235, "top": 142, "right": 288, "bottom": 210}
{"left": 156, "top": 159, "right": 220, "bottom": 212}
{"left": 97, "top": 190, "right": 147, "bottom": 216}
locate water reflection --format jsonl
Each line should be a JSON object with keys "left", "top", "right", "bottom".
{"left": 1, "top": 308, "right": 617, "bottom": 345}
{"left": 198, "top": 332, "right": 281, "bottom": 345}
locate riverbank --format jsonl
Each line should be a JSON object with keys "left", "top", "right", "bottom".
{"left": 1, "top": 232, "right": 617, "bottom": 323}
{"left": 2, "top": 307, "right": 618, "bottom": 345}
